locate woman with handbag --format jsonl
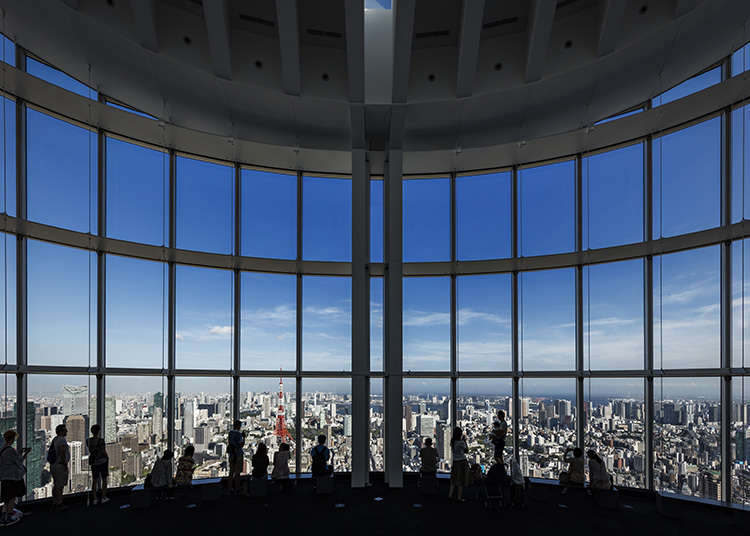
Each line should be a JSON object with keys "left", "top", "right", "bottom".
{"left": 0, "top": 430, "right": 29, "bottom": 526}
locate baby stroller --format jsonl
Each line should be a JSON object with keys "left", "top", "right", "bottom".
{"left": 480, "top": 462, "right": 510, "bottom": 510}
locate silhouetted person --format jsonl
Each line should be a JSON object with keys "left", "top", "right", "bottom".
{"left": 559, "top": 447, "right": 584, "bottom": 492}
{"left": 252, "top": 443, "right": 269, "bottom": 479}
{"left": 272, "top": 442, "right": 291, "bottom": 491}
{"left": 87, "top": 424, "right": 109, "bottom": 504}
{"left": 587, "top": 450, "right": 611, "bottom": 490}
{"left": 490, "top": 410, "right": 508, "bottom": 463}
{"left": 227, "top": 420, "right": 245, "bottom": 494}
{"left": 310, "top": 434, "right": 333, "bottom": 476}
{"left": 0, "top": 430, "right": 29, "bottom": 526}
{"left": 49, "top": 424, "right": 70, "bottom": 511}
{"left": 419, "top": 437, "right": 438, "bottom": 476}
{"left": 510, "top": 457, "right": 526, "bottom": 508}
{"left": 149, "top": 450, "right": 174, "bottom": 499}
{"left": 448, "top": 427, "right": 468, "bottom": 502}
{"left": 175, "top": 445, "right": 196, "bottom": 486}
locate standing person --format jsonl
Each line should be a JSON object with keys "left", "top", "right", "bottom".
{"left": 148, "top": 450, "right": 174, "bottom": 499}
{"left": 510, "top": 457, "right": 526, "bottom": 508}
{"left": 271, "top": 442, "right": 291, "bottom": 491}
{"left": 419, "top": 437, "right": 438, "bottom": 476}
{"left": 49, "top": 424, "right": 70, "bottom": 511}
{"left": 586, "top": 450, "right": 611, "bottom": 490}
{"left": 559, "top": 447, "right": 585, "bottom": 492}
{"left": 310, "top": 435, "right": 333, "bottom": 476}
{"left": 175, "top": 445, "right": 196, "bottom": 486}
{"left": 0, "top": 430, "right": 29, "bottom": 526}
{"left": 490, "top": 410, "right": 508, "bottom": 463}
{"left": 86, "top": 424, "right": 109, "bottom": 504}
{"left": 251, "top": 443, "right": 269, "bottom": 479}
{"left": 448, "top": 427, "right": 469, "bottom": 502}
{"left": 227, "top": 420, "right": 245, "bottom": 494}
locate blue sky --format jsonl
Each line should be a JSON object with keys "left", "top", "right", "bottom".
{"left": 1, "top": 38, "right": 741, "bottom": 400}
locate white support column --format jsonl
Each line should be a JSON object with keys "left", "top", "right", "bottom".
{"left": 14, "top": 60, "right": 27, "bottom": 456}
{"left": 384, "top": 149, "right": 404, "bottom": 488}
{"left": 351, "top": 147, "right": 370, "bottom": 487}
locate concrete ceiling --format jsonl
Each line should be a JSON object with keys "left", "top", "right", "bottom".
{"left": 1, "top": 0, "right": 749, "bottom": 154}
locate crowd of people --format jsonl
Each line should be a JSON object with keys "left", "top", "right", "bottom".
{"left": 0, "top": 411, "right": 613, "bottom": 525}
{"left": 416, "top": 409, "right": 612, "bottom": 506}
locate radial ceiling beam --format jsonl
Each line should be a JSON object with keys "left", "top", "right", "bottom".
{"left": 62, "top": 0, "right": 80, "bottom": 9}
{"left": 525, "top": 0, "right": 556, "bottom": 83}
{"left": 456, "top": 0, "right": 485, "bottom": 98}
{"left": 391, "top": 0, "right": 416, "bottom": 104}
{"left": 345, "top": 0, "right": 365, "bottom": 103}
{"left": 597, "top": 0, "right": 627, "bottom": 57}
{"left": 275, "top": 0, "right": 301, "bottom": 96}
{"left": 675, "top": 0, "right": 700, "bottom": 17}
{"left": 202, "top": 0, "right": 232, "bottom": 80}
{"left": 130, "top": 0, "right": 159, "bottom": 53}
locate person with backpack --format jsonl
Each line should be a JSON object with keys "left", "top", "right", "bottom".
{"left": 86, "top": 424, "right": 109, "bottom": 504}
{"left": 309, "top": 435, "right": 333, "bottom": 477}
{"left": 0, "top": 430, "right": 29, "bottom": 526}
{"left": 48, "top": 424, "right": 70, "bottom": 511}
{"left": 174, "top": 445, "right": 196, "bottom": 486}
{"left": 147, "top": 450, "right": 174, "bottom": 499}
{"left": 227, "top": 420, "right": 245, "bottom": 494}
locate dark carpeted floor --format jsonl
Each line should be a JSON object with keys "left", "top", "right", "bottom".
{"left": 12, "top": 476, "right": 749, "bottom": 536}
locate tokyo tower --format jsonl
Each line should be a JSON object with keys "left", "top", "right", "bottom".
{"left": 274, "top": 372, "right": 292, "bottom": 443}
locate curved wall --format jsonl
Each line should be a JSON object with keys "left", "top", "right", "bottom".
{"left": 0, "top": 33, "right": 748, "bottom": 506}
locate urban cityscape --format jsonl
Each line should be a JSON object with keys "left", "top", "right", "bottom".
{"left": 0, "top": 383, "right": 745, "bottom": 505}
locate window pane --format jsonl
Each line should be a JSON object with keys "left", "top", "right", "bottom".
{"left": 241, "top": 272, "right": 296, "bottom": 371}
{"left": 733, "top": 42, "right": 750, "bottom": 77}
{"left": 731, "top": 104, "right": 750, "bottom": 223}
{"left": 519, "top": 378, "right": 577, "bottom": 480}
{"left": 733, "top": 239, "right": 750, "bottom": 368}
{"left": 584, "top": 378, "right": 645, "bottom": 489}
{"left": 302, "top": 276, "right": 351, "bottom": 371}
{"left": 403, "top": 276, "right": 450, "bottom": 372}
{"left": 241, "top": 169, "right": 296, "bottom": 259}
{"left": 456, "top": 172, "right": 511, "bottom": 260}
{"left": 26, "top": 57, "right": 97, "bottom": 99}
{"left": 403, "top": 178, "right": 450, "bottom": 262}
{"left": 457, "top": 378, "right": 513, "bottom": 470}
{"left": 176, "top": 156, "right": 234, "bottom": 254}
{"left": 654, "top": 378, "right": 721, "bottom": 500}
{"left": 175, "top": 377, "right": 233, "bottom": 481}
{"left": 652, "top": 67, "right": 721, "bottom": 107}
{"left": 176, "top": 265, "right": 233, "bottom": 370}
{"left": 583, "top": 143, "right": 644, "bottom": 249}
{"left": 403, "top": 378, "right": 451, "bottom": 473}
{"left": 106, "top": 137, "right": 167, "bottom": 246}
{"left": 28, "top": 375, "right": 94, "bottom": 499}
{"left": 301, "top": 378, "right": 351, "bottom": 472}
{"left": 28, "top": 241, "right": 96, "bottom": 367}
{"left": 0, "top": 34, "right": 15, "bottom": 66}
{"left": 654, "top": 246, "right": 720, "bottom": 369}
{"left": 371, "top": 179, "right": 383, "bottom": 263}
{"left": 302, "top": 176, "right": 351, "bottom": 261}
{"left": 731, "top": 377, "right": 749, "bottom": 507}
{"left": 371, "top": 277, "right": 383, "bottom": 372}
{"left": 457, "top": 274, "right": 511, "bottom": 371}
{"left": 106, "top": 376, "right": 169, "bottom": 487}
{"left": 0, "top": 233, "right": 16, "bottom": 365}
{"left": 104, "top": 100, "right": 155, "bottom": 120}
{"left": 240, "top": 377, "right": 297, "bottom": 475}
{"left": 370, "top": 378, "right": 384, "bottom": 471}
{"left": 584, "top": 259, "right": 644, "bottom": 370}
{"left": 595, "top": 108, "right": 643, "bottom": 125}
{"left": 520, "top": 268, "right": 575, "bottom": 371}
{"left": 0, "top": 96, "right": 16, "bottom": 216}
{"left": 27, "top": 110, "right": 97, "bottom": 233}
{"left": 519, "top": 160, "right": 575, "bottom": 256}
{"left": 106, "top": 255, "right": 166, "bottom": 368}
{"left": 653, "top": 118, "right": 721, "bottom": 238}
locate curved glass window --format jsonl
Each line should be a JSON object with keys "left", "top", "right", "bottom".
{"left": 0, "top": 96, "right": 16, "bottom": 217}
{"left": 241, "top": 169, "right": 296, "bottom": 259}
{"left": 302, "top": 276, "right": 351, "bottom": 371}
{"left": 519, "top": 160, "right": 576, "bottom": 256}
{"left": 403, "top": 178, "right": 450, "bottom": 262}
{"left": 456, "top": 171, "right": 511, "bottom": 260}
{"left": 303, "top": 176, "right": 351, "bottom": 262}
{"left": 176, "top": 156, "right": 234, "bottom": 254}
{"left": 403, "top": 276, "right": 450, "bottom": 372}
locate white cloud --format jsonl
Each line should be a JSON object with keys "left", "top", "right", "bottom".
{"left": 209, "top": 325, "right": 233, "bottom": 336}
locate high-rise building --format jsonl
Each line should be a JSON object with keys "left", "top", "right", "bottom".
{"left": 403, "top": 405, "right": 413, "bottom": 433}
{"left": 344, "top": 415, "right": 352, "bottom": 437}
{"left": 105, "top": 397, "right": 116, "bottom": 442}
{"left": 66, "top": 414, "right": 87, "bottom": 446}
{"left": 183, "top": 399, "right": 195, "bottom": 441}
{"left": 63, "top": 385, "right": 89, "bottom": 416}
{"left": 153, "top": 406, "right": 164, "bottom": 440}
{"left": 418, "top": 415, "right": 435, "bottom": 437}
